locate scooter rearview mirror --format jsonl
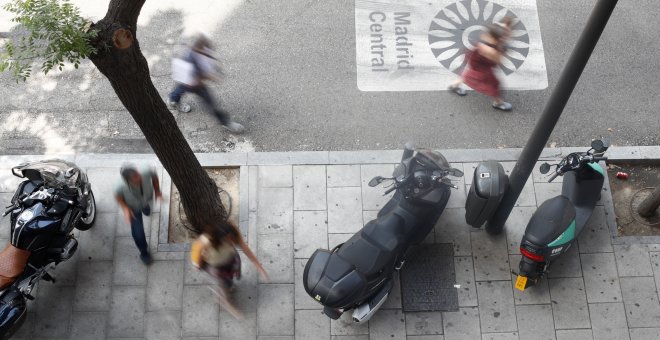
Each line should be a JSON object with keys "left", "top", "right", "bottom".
{"left": 449, "top": 168, "right": 464, "bottom": 177}
{"left": 591, "top": 139, "right": 606, "bottom": 153}
{"left": 368, "top": 176, "right": 385, "bottom": 187}
{"left": 539, "top": 163, "right": 551, "bottom": 174}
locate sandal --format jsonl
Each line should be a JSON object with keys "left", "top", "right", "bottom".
{"left": 492, "top": 101, "right": 513, "bottom": 111}
{"left": 448, "top": 85, "right": 467, "bottom": 96}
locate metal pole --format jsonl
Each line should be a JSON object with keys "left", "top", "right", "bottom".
{"left": 487, "top": 0, "right": 619, "bottom": 234}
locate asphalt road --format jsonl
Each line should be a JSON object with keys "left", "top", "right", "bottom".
{"left": 0, "top": 0, "right": 658, "bottom": 155}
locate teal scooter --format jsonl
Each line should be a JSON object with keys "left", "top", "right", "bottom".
{"left": 514, "top": 139, "right": 609, "bottom": 291}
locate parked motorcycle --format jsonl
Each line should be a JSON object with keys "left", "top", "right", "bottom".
{"left": 303, "top": 144, "right": 463, "bottom": 323}
{"left": 514, "top": 140, "right": 608, "bottom": 291}
{"left": 0, "top": 160, "right": 96, "bottom": 338}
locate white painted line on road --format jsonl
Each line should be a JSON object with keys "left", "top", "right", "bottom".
{"left": 355, "top": 0, "right": 548, "bottom": 91}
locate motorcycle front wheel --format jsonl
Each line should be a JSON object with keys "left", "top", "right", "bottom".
{"left": 76, "top": 190, "right": 96, "bottom": 231}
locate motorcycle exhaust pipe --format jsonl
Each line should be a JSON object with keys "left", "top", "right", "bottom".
{"left": 352, "top": 279, "right": 393, "bottom": 324}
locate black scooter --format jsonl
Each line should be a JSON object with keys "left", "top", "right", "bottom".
{"left": 303, "top": 144, "right": 463, "bottom": 323}
{"left": 0, "top": 160, "right": 96, "bottom": 338}
{"left": 514, "top": 140, "right": 608, "bottom": 291}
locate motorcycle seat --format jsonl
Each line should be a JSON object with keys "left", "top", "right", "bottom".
{"left": 337, "top": 212, "right": 406, "bottom": 278}
{"left": 524, "top": 196, "right": 576, "bottom": 246}
{"left": 0, "top": 244, "right": 31, "bottom": 290}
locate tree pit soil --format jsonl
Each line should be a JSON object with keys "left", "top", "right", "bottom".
{"left": 168, "top": 168, "right": 240, "bottom": 243}
{"left": 608, "top": 163, "right": 660, "bottom": 236}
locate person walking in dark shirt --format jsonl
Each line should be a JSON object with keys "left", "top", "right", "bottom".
{"left": 115, "top": 165, "right": 161, "bottom": 265}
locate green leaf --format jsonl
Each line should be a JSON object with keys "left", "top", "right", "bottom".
{"left": 1, "top": 0, "right": 97, "bottom": 80}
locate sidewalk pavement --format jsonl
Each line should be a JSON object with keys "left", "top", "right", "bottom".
{"left": 1, "top": 146, "right": 660, "bottom": 340}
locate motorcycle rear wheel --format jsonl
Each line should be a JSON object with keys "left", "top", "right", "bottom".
{"left": 76, "top": 190, "right": 96, "bottom": 231}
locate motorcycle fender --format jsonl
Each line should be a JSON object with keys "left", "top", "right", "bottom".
{"left": 0, "top": 287, "right": 27, "bottom": 338}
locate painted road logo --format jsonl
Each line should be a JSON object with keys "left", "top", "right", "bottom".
{"left": 355, "top": 0, "right": 547, "bottom": 91}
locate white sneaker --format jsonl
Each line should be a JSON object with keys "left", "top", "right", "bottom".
{"left": 167, "top": 100, "right": 191, "bottom": 113}
{"left": 222, "top": 121, "right": 245, "bottom": 134}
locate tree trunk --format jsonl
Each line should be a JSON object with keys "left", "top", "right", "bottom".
{"left": 88, "top": 0, "right": 227, "bottom": 233}
{"left": 637, "top": 186, "right": 660, "bottom": 218}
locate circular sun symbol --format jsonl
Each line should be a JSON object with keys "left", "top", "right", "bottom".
{"left": 428, "top": 0, "right": 530, "bottom": 75}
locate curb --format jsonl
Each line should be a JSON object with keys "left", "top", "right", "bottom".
{"left": 2, "top": 145, "right": 659, "bottom": 250}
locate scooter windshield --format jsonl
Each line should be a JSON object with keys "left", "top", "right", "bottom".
{"left": 416, "top": 149, "right": 451, "bottom": 171}
{"left": 12, "top": 159, "right": 81, "bottom": 190}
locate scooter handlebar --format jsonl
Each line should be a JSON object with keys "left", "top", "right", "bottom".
{"left": 592, "top": 156, "right": 607, "bottom": 162}
{"left": 548, "top": 172, "right": 560, "bottom": 183}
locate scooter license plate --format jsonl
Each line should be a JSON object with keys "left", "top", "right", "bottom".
{"left": 515, "top": 275, "right": 527, "bottom": 291}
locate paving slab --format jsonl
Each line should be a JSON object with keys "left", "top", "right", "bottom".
{"left": 577, "top": 206, "right": 613, "bottom": 253}
{"left": 368, "top": 309, "right": 406, "bottom": 340}
{"left": 258, "top": 233, "right": 294, "bottom": 283}
{"left": 405, "top": 311, "right": 443, "bottom": 336}
{"left": 360, "top": 164, "right": 395, "bottom": 211}
{"left": 628, "top": 327, "right": 660, "bottom": 340}
{"left": 477, "top": 280, "right": 517, "bottom": 333}
{"left": 620, "top": 276, "right": 660, "bottom": 328}
{"left": 257, "top": 284, "right": 295, "bottom": 336}
{"left": 581, "top": 252, "right": 623, "bottom": 303}
{"left": 435, "top": 208, "right": 472, "bottom": 256}
{"left": 219, "top": 309, "right": 257, "bottom": 339}
{"left": 182, "top": 285, "right": 218, "bottom": 337}
{"left": 34, "top": 285, "right": 74, "bottom": 338}
{"left": 481, "top": 333, "right": 519, "bottom": 340}
{"left": 534, "top": 182, "right": 564, "bottom": 207}
{"left": 258, "top": 165, "right": 293, "bottom": 187}
{"left": 145, "top": 310, "right": 182, "bottom": 340}
{"left": 326, "top": 165, "right": 361, "bottom": 187}
{"left": 652, "top": 252, "right": 660, "bottom": 295}
{"left": 113, "top": 236, "right": 149, "bottom": 285}
{"left": 293, "top": 210, "right": 328, "bottom": 259}
{"left": 330, "top": 312, "right": 369, "bottom": 336}
{"left": 327, "top": 186, "right": 363, "bottom": 234}
{"left": 293, "top": 165, "right": 326, "bottom": 211}
{"left": 256, "top": 187, "right": 294, "bottom": 234}
{"left": 73, "top": 260, "right": 113, "bottom": 312}
{"left": 613, "top": 244, "right": 654, "bottom": 277}
{"left": 86, "top": 167, "right": 121, "bottom": 213}
{"left": 589, "top": 302, "right": 631, "bottom": 340}
{"left": 471, "top": 230, "right": 511, "bottom": 281}
{"left": 442, "top": 307, "right": 480, "bottom": 340}
{"left": 453, "top": 256, "right": 478, "bottom": 307}
{"left": 78, "top": 212, "right": 117, "bottom": 261}
{"left": 548, "top": 277, "right": 591, "bottom": 330}
{"left": 330, "top": 336, "right": 369, "bottom": 340}
{"left": 108, "top": 286, "right": 146, "bottom": 338}
{"left": 295, "top": 309, "right": 331, "bottom": 340}
{"left": 555, "top": 329, "right": 593, "bottom": 340}
{"left": 69, "top": 311, "right": 108, "bottom": 340}
{"left": 146, "top": 260, "right": 184, "bottom": 311}
{"left": 546, "top": 243, "right": 583, "bottom": 278}
{"left": 516, "top": 304, "right": 555, "bottom": 340}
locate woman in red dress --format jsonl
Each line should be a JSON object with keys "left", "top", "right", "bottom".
{"left": 449, "top": 21, "right": 513, "bottom": 111}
